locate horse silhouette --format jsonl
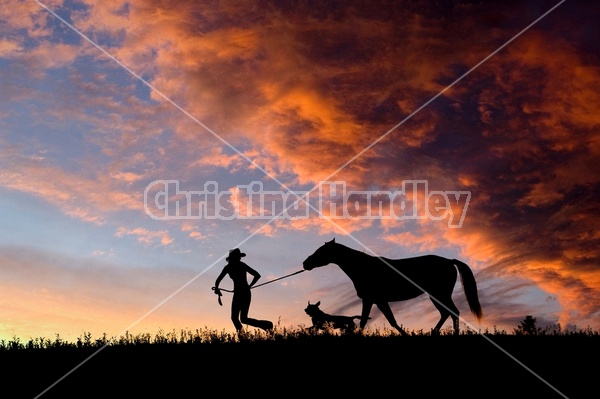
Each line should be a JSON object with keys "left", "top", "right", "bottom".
{"left": 302, "top": 238, "right": 483, "bottom": 335}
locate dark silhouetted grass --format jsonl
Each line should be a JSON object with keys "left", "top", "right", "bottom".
{"left": 2, "top": 323, "right": 598, "bottom": 399}
{"left": 2, "top": 321, "right": 598, "bottom": 351}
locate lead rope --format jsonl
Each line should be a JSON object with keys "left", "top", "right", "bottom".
{"left": 212, "top": 269, "right": 305, "bottom": 306}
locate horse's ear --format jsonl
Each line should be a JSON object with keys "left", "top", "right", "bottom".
{"left": 326, "top": 238, "right": 335, "bottom": 244}
{"left": 316, "top": 301, "right": 320, "bottom": 306}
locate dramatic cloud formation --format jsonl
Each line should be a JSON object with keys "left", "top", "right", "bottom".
{"left": 0, "top": 0, "right": 599, "bottom": 340}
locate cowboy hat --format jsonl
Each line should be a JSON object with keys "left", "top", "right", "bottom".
{"left": 226, "top": 248, "right": 246, "bottom": 261}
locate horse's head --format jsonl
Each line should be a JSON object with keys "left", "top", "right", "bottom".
{"left": 303, "top": 238, "right": 337, "bottom": 270}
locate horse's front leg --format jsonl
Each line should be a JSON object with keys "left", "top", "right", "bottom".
{"left": 376, "top": 302, "right": 407, "bottom": 335}
{"left": 360, "top": 300, "right": 373, "bottom": 329}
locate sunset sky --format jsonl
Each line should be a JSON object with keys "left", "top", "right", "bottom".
{"left": 1, "top": 0, "right": 599, "bottom": 342}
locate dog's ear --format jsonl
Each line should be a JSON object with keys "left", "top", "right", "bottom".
{"left": 316, "top": 301, "right": 320, "bottom": 306}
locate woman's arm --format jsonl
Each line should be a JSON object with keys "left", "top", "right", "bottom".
{"left": 245, "top": 264, "right": 261, "bottom": 288}
{"left": 213, "top": 266, "right": 229, "bottom": 294}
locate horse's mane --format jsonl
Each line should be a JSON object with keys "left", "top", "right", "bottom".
{"left": 333, "top": 241, "right": 375, "bottom": 261}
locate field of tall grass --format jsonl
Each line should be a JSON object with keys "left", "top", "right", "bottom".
{"left": 4, "top": 315, "right": 598, "bottom": 350}
{"left": 3, "top": 321, "right": 598, "bottom": 398}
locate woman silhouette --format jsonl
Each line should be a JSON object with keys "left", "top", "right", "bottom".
{"left": 213, "top": 248, "right": 273, "bottom": 332}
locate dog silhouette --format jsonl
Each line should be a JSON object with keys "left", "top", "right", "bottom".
{"left": 304, "top": 301, "right": 363, "bottom": 332}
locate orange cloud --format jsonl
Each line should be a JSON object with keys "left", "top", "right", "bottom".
{"left": 115, "top": 226, "right": 173, "bottom": 246}
{"left": 65, "top": 0, "right": 497, "bottom": 186}
{"left": 0, "top": 151, "right": 141, "bottom": 224}
{"left": 0, "top": 38, "right": 22, "bottom": 57}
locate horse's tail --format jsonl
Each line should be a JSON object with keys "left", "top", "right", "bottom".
{"left": 453, "top": 259, "right": 483, "bottom": 321}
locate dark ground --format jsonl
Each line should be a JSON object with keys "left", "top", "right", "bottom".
{"left": 3, "top": 334, "right": 597, "bottom": 398}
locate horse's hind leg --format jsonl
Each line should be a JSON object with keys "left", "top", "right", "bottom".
{"left": 360, "top": 300, "right": 373, "bottom": 329}
{"left": 431, "top": 296, "right": 460, "bottom": 335}
{"left": 376, "top": 302, "right": 406, "bottom": 335}
{"left": 432, "top": 311, "right": 449, "bottom": 335}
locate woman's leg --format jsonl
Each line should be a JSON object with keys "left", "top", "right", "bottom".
{"left": 239, "top": 292, "right": 273, "bottom": 331}
{"left": 238, "top": 291, "right": 253, "bottom": 326}
{"left": 230, "top": 293, "right": 244, "bottom": 331}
